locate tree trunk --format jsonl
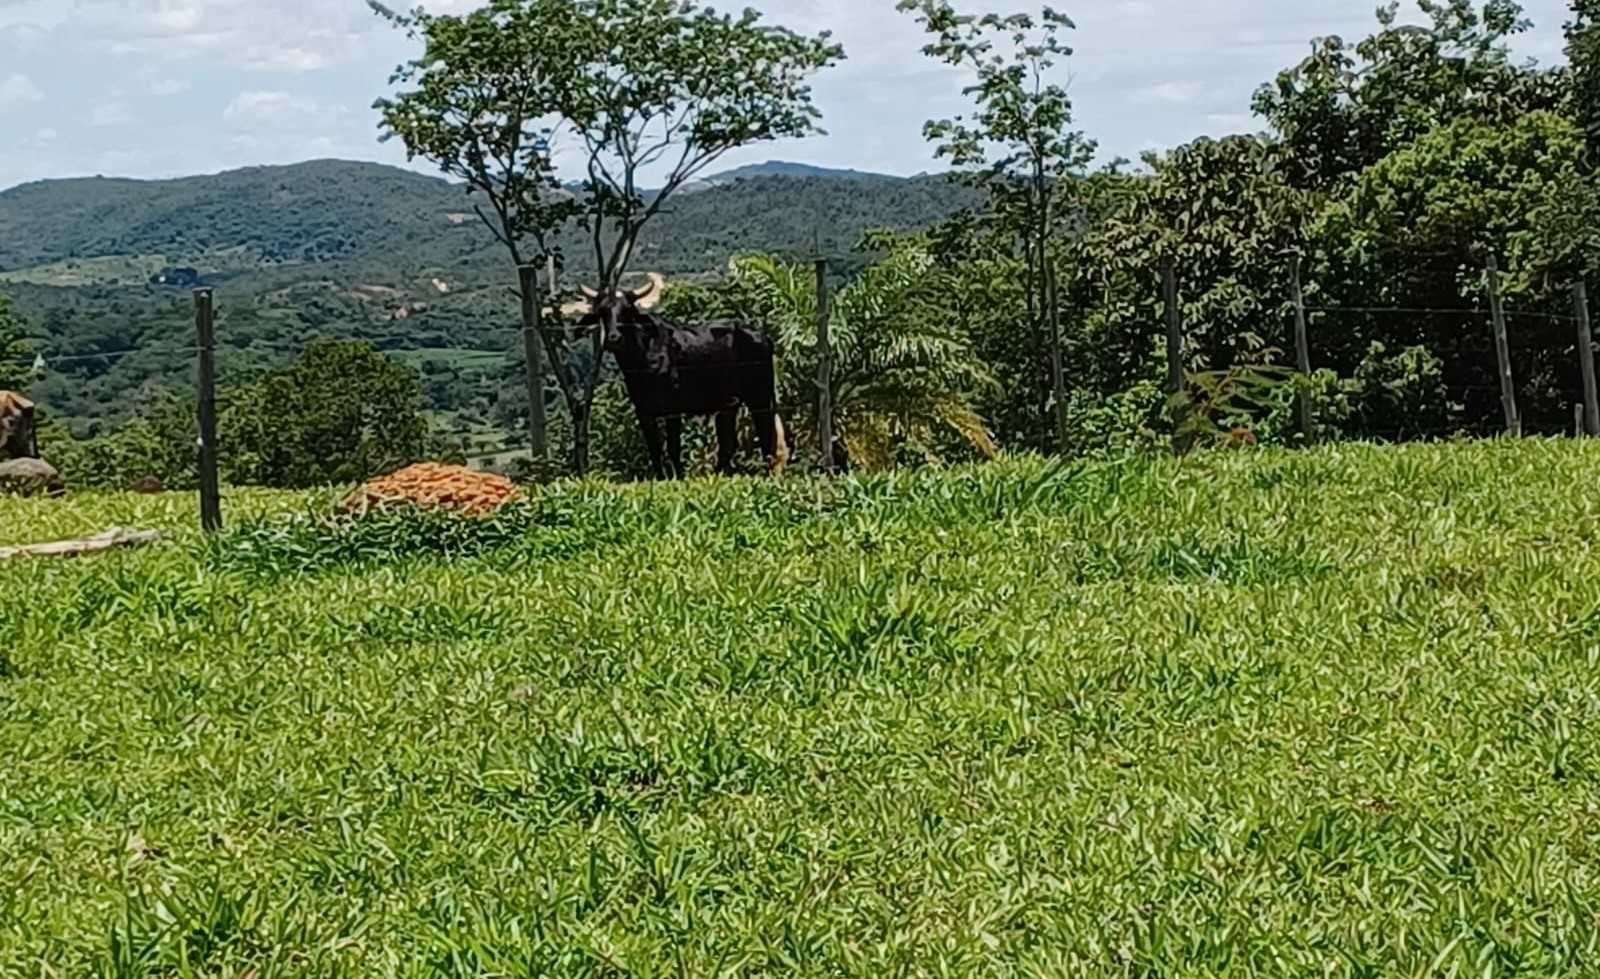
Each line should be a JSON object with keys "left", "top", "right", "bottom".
{"left": 571, "top": 400, "right": 592, "bottom": 478}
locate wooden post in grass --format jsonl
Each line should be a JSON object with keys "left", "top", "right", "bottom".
{"left": 1161, "top": 257, "right": 1186, "bottom": 455}
{"left": 1290, "top": 255, "right": 1315, "bottom": 442}
{"left": 1574, "top": 281, "right": 1599, "bottom": 437}
{"left": 1486, "top": 253, "right": 1520, "bottom": 437}
{"left": 1046, "top": 262, "right": 1068, "bottom": 455}
{"left": 193, "top": 289, "right": 222, "bottom": 534}
{"left": 519, "top": 263, "right": 547, "bottom": 460}
{"left": 816, "top": 258, "right": 835, "bottom": 475}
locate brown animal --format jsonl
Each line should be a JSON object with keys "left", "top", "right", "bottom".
{"left": 0, "top": 391, "right": 38, "bottom": 460}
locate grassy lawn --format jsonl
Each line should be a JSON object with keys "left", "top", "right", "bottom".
{"left": 3, "top": 442, "right": 1599, "bottom": 976}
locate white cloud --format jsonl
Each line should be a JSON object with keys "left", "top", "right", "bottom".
{"left": 240, "top": 45, "right": 330, "bottom": 73}
{"left": 223, "top": 90, "right": 339, "bottom": 129}
{"left": 91, "top": 101, "right": 138, "bottom": 127}
{"left": 1134, "top": 81, "right": 1206, "bottom": 105}
{"left": 0, "top": 72, "right": 41, "bottom": 112}
{"left": 0, "top": 0, "right": 1583, "bottom": 191}
{"left": 1205, "top": 112, "right": 1260, "bottom": 134}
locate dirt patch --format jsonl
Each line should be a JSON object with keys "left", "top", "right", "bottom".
{"left": 343, "top": 464, "right": 519, "bottom": 517}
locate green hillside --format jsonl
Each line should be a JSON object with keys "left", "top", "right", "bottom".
{"left": 0, "top": 161, "right": 479, "bottom": 272}
{"left": 0, "top": 159, "right": 975, "bottom": 281}
{"left": 5, "top": 442, "right": 1600, "bottom": 974}
{"left": 0, "top": 160, "right": 978, "bottom": 432}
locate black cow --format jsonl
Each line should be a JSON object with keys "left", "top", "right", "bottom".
{"left": 573, "top": 275, "right": 789, "bottom": 480}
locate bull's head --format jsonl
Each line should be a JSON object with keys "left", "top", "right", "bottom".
{"left": 562, "top": 273, "right": 665, "bottom": 351}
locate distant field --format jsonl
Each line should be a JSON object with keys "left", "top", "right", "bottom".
{"left": 393, "top": 348, "right": 510, "bottom": 373}
{"left": 0, "top": 247, "right": 266, "bottom": 287}
{"left": 4, "top": 443, "right": 1600, "bottom": 976}
{"left": 0, "top": 253, "right": 172, "bottom": 288}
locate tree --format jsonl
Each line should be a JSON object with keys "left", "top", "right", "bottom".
{"left": 568, "top": 0, "right": 842, "bottom": 291}
{"left": 1573, "top": 1, "right": 1600, "bottom": 164}
{"left": 374, "top": 0, "right": 586, "bottom": 471}
{"left": 897, "top": 0, "right": 1095, "bottom": 453}
{"left": 1312, "top": 111, "right": 1592, "bottom": 434}
{"left": 1, "top": 294, "right": 35, "bottom": 393}
{"left": 1570, "top": 0, "right": 1600, "bottom": 283}
{"left": 1254, "top": 1, "right": 1565, "bottom": 191}
{"left": 377, "top": 0, "right": 841, "bottom": 476}
{"left": 710, "top": 242, "right": 998, "bottom": 470}
{"left": 227, "top": 340, "right": 431, "bottom": 488}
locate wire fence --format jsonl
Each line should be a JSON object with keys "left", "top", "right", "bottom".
{"left": 6, "top": 248, "right": 1596, "bottom": 530}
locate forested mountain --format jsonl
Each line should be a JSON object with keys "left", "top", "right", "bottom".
{"left": 0, "top": 160, "right": 979, "bottom": 431}
{"left": 0, "top": 159, "right": 970, "bottom": 279}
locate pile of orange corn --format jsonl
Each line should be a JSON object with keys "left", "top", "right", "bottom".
{"left": 342, "top": 463, "right": 518, "bottom": 517}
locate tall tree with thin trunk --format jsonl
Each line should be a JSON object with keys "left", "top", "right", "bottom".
{"left": 376, "top": 0, "right": 841, "bottom": 475}
{"left": 1572, "top": 0, "right": 1600, "bottom": 279}
{"left": 1571, "top": 2, "right": 1600, "bottom": 164}
{"left": 556, "top": 0, "right": 841, "bottom": 473}
{"left": 897, "top": 1, "right": 1095, "bottom": 453}
{"left": 373, "top": 0, "right": 583, "bottom": 470}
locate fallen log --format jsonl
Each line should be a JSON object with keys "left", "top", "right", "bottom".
{"left": 0, "top": 528, "right": 164, "bottom": 561}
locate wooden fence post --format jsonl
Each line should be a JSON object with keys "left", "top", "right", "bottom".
{"left": 1486, "top": 253, "right": 1521, "bottom": 437}
{"left": 1046, "top": 262, "right": 1068, "bottom": 454}
{"left": 1161, "top": 257, "right": 1186, "bottom": 455}
{"left": 815, "top": 258, "right": 835, "bottom": 475}
{"left": 193, "top": 289, "right": 222, "bottom": 534}
{"left": 1290, "top": 255, "right": 1315, "bottom": 442}
{"left": 518, "top": 263, "right": 547, "bottom": 460}
{"left": 1574, "top": 280, "right": 1598, "bottom": 437}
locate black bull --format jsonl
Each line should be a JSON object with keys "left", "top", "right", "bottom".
{"left": 576, "top": 284, "right": 789, "bottom": 480}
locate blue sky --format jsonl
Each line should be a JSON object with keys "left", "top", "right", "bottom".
{"left": 0, "top": 0, "right": 1577, "bottom": 192}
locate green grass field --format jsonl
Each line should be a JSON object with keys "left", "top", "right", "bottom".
{"left": 4, "top": 442, "right": 1600, "bottom": 976}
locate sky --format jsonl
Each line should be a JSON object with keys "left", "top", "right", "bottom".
{"left": 0, "top": 0, "right": 1579, "bottom": 192}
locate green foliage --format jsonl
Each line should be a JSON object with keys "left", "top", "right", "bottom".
{"left": 1254, "top": 0, "right": 1565, "bottom": 190}
{"left": 1073, "top": 136, "right": 1307, "bottom": 375}
{"left": 54, "top": 342, "right": 433, "bottom": 490}
{"left": 8, "top": 443, "right": 1600, "bottom": 973}
{"left": 721, "top": 242, "right": 999, "bottom": 470}
{"left": 0, "top": 292, "right": 34, "bottom": 392}
{"left": 47, "top": 392, "right": 201, "bottom": 489}
{"left": 1320, "top": 111, "right": 1592, "bottom": 291}
{"left": 899, "top": 1, "right": 1095, "bottom": 447}
{"left": 566, "top": 0, "right": 844, "bottom": 289}
{"left": 897, "top": 1, "right": 1094, "bottom": 222}
{"left": 1572, "top": 0, "right": 1600, "bottom": 163}
{"left": 1060, "top": 367, "right": 1168, "bottom": 460}
{"left": 225, "top": 340, "right": 432, "bottom": 488}
{"left": 373, "top": 0, "right": 586, "bottom": 267}
{"left": 1172, "top": 361, "right": 1294, "bottom": 452}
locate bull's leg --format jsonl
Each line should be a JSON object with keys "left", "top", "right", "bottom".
{"left": 715, "top": 410, "right": 739, "bottom": 475}
{"left": 664, "top": 415, "right": 685, "bottom": 480}
{"left": 752, "top": 406, "right": 780, "bottom": 471}
{"left": 635, "top": 410, "right": 668, "bottom": 480}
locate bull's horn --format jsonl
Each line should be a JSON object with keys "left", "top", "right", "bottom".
{"left": 632, "top": 272, "right": 666, "bottom": 310}
{"left": 579, "top": 285, "right": 599, "bottom": 299}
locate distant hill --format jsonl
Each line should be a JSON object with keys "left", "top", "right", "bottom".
{"left": 0, "top": 159, "right": 981, "bottom": 431}
{"left": 0, "top": 161, "right": 477, "bottom": 273}
{"left": 699, "top": 160, "right": 901, "bottom": 184}
{"left": 0, "top": 159, "right": 975, "bottom": 280}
